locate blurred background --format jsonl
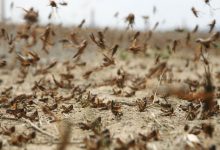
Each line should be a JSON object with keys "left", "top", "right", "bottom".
{"left": 0, "top": 0, "right": 220, "bottom": 30}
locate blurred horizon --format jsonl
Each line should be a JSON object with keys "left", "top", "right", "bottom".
{"left": 0, "top": 0, "right": 220, "bottom": 31}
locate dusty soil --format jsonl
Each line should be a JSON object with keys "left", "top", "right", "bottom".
{"left": 0, "top": 24, "right": 220, "bottom": 150}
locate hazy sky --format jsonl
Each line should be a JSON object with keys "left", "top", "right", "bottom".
{"left": 2, "top": 0, "right": 220, "bottom": 30}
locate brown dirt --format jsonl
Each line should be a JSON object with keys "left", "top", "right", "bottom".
{"left": 0, "top": 24, "right": 220, "bottom": 150}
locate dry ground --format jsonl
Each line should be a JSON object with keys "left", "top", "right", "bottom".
{"left": 0, "top": 24, "right": 220, "bottom": 150}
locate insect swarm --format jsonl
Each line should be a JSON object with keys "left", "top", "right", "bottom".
{"left": 1, "top": 1, "right": 220, "bottom": 150}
